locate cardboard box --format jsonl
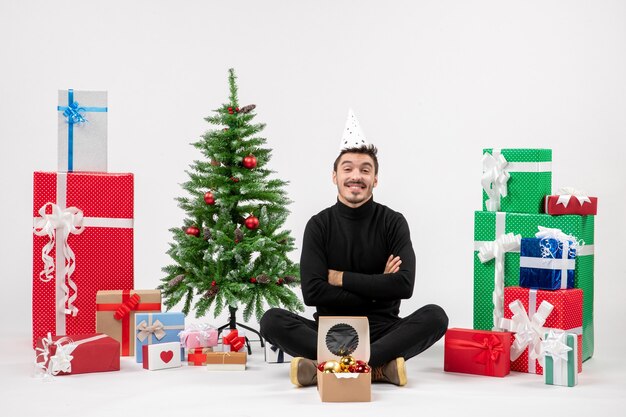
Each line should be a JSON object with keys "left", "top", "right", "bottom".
{"left": 444, "top": 328, "right": 511, "bottom": 377}
{"left": 317, "top": 317, "right": 371, "bottom": 403}
{"left": 32, "top": 171, "right": 134, "bottom": 347}
{"left": 142, "top": 341, "right": 181, "bottom": 370}
{"left": 57, "top": 89, "right": 108, "bottom": 172}
{"left": 482, "top": 148, "right": 552, "bottom": 214}
{"left": 473, "top": 210, "right": 595, "bottom": 361}
{"left": 35, "top": 333, "right": 119, "bottom": 376}
{"left": 96, "top": 290, "right": 161, "bottom": 356}
{"left": 205, "top": 352, "right": 247, "bottom": 370}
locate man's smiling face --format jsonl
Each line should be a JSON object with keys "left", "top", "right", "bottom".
{"left": 332, "top": 152, "right": 378, "bottom": 208}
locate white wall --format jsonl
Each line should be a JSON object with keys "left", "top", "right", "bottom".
{"left": 2, "top": 0, "right": 625, "bottom": 354}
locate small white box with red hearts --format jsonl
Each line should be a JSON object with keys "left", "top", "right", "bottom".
{"left": 142, "top": 342, "right": 182, "bottom": 370}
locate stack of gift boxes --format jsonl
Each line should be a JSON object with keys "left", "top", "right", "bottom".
{"left": 32, "top": 89, "right": 246, "bottom": 377}
{"left": 444, "top": 148, "right": 597, "bottom": 387}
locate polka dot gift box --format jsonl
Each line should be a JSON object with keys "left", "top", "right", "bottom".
{"left": 473, "top": 210, "right": 594, "bottom": 361}
{"left": 500, "top": 287, "right": 583, "bottom": 375}
{"left": 32, "top": 171, "right": 134, "bottom": 348}
{"left": 482, "top": 148, "right": 552, "bottom": 214}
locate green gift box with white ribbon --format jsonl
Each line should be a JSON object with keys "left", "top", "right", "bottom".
{"left": 482, "top": 148, "right": 552, "bottom": 214}
{"left": 473, "top": 211, "right": 594, "bottom": 361}
{"left": 543, "top": 331, "right": 578, "bottom": 387}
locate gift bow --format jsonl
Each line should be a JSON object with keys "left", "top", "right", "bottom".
{"left": 35, "top": 333, "right": 77, "bottom": 376}
{"left": 500, "top": 299, "right": 554, "bottom": 363}
{"left": 136, "top": 319, "right": 167, "bottom": 342}
{"left": 481, "top": 151, "right": 510, "bottom": 211}
{"left": 478, "top": 232, "right": 521, "bottom": 330}
{"left": 556, "top": 187, "right": 591, "bottom": 208}
{"left": 33, "top": 202, "right": 85, "bottom": 316}
{"left": 535, "top": 226, "right": 580, "bottom": 259}
{"left": 62, "top": 101, "right": 87, "bottom": 125}
{"left": 540, "top": 330, "right": 572, "bottom": 366}
{"left": 178, "top": 323, "right": 216, "bottom": 345}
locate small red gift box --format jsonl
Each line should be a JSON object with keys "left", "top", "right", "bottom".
{"left": 222, "top": 329, "right": 245, "bottom": 352}
{"left": 444, "top": 328, "right": 512, "bottom": 377}
{"left": 35, "top": 333, "right": 120, "bottom": 376}
{"left": 32, "top": 172, "right": 134, "bottom": 348}
{"left": 502, "top": 287, "right": 583, "bottom": 375}
{"left": 544, "top": 192, "right": 597, "bottom": 215}
{"left": 187, "top": 347, "right": 214, "bottom": 366}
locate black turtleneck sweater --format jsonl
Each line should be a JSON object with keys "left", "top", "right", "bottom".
{"left": 300, "top": 197, "right": 416, "bottom": 323}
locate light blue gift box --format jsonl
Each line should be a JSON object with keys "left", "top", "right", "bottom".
{"left": 135, "top": 312, "right": 185, "bottom": 363}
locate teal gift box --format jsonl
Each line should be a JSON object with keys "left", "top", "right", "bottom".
{"left": 473, "top": 211, "right": 594, "bottom": 361}
{"left": 135, "top": 312, "right": 185, "bottom": 362}
{"left": 543, "top": 332, "right": 578, "bottom": 387}
{"left": 482, "top": 148, "right": 552, "bottom": 214}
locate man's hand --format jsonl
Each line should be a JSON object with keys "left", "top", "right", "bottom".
{"left": 328, "top": 269, "right": 343, "bottom": 287}
{"left": 384, "top": 255, "right": 402, "bottom": 274}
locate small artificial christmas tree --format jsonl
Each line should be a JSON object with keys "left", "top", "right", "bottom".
{"left": 160, "top": 68, "right": 303, "bottom": 323}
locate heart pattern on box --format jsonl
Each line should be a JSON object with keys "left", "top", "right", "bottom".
{"left": 160, "top": 350, "right": 174, "bottom": 363}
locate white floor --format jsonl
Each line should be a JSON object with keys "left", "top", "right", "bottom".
{"left": 1, "top": 332, "right": 624, "bottom": 417}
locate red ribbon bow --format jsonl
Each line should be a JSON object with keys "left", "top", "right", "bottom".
{"left": 113, "top": 293, "right": 141, "bottom": 320}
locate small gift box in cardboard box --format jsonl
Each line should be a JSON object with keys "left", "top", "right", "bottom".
{"left": 57, "top": 89, "right": 108, "bottom": 172}
{"left": 35, "top": 333, "right": 119, "bottom": 376}
{"left": 265, "top": 342, "right": 293, "bottom": 364}
{"left": 500, "top": 287, "right": 583, "bottom": 375}
{"left": 142, "top": 341, "right": 181, "bottom": 370}
{"left": 542, "top": 331, "right": 578, "bottom": 387}
{"left": 33, "top": 172, "right": 134, "bottom": 348}
{"left": 96, "top": 290, "right": 161, "bottom": 356}
{"left": 179, "top": 323, "right": 218, "bottom": 349}
{"left": 473, "top": 210, "right": 595, "bottom": 362}
{"left": 135, "top": 312, "right": 185, "bottom": 362}
{"left": 205, "top": 352, "right": 247, "bottom": 370}
{"left": 520, "top": 227, "right": 579, "bottom": 290}
{"left": 544, "top": 188, "right": 597, "bottom": 216}
{"left": 444, "top": 328, "right": 512, "bottom": 377}
{"left": 482, "top": 148, "right": 552, "bottom": 214}
{"left": 187, "top": 347, "right": 214, "bottom": 366}
{"left": 317, "top": 317, "right": 371, "bottom": 403}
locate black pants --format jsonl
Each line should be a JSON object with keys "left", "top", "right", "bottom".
{"left": 260, "top": 304, "right": 448, "bottom": 367}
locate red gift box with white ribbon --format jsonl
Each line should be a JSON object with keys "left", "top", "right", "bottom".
{"left": 500, "top": 287, "right": 583, "bottom": 375}
{"left": 32, "top": 172, "right": 134, "bottom": 347}
{"left": 544, "top": 188, "right": 597, "bottom": 215}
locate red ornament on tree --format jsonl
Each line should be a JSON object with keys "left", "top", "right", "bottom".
{"left": 244, "top": 215, "right": 259, "bottom": 230}
{"left": 242, "top": 154, "right": 257, "bottom": 169}
{"left": 276, "top": 278, "right": 284, "bottom": 286}
{"left": 211, "top": 280, "right": 217, "bottom": 287}
{"left": 204, "top": 191, "right": 215, "bottom": 205}
{"left": 250, "top": 277, "right": 257, "bottom": 284}
{"left": 185, "top": 226, "right": 200, "bottom": 237}
{"left": 228, "top": 107, "right": 234, "bottom": 114}
{"left": 231, "top": 176, "right": 239, "bottom": 183}
{"left": 236, "top": 107, "right": 240, "bottom": 113}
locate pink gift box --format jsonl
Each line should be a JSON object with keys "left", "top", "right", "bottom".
{"left": 179, "top": 324, "right": 218, "bottom": 349}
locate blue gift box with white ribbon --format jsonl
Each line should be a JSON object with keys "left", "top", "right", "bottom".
{"left": 57, "top": 89, "right": 108, "bottom": 172}
{"left": 519, "top": 237, "right": 576, "bottom": 290}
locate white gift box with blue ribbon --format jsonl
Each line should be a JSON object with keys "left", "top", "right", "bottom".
{"left": 519, "top": 227, "right": 578, "bottom": 290}
{"left": 57, "top": 89, "right": 108, "bottom": 172}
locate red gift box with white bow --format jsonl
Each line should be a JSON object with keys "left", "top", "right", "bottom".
{"left": 500, "top": 287, "right": 583, "bottom": 375}
{"left": 544, "top": 188, "right": 597, "bottom": 215}
{"left": 32, "top": 172, "right": 134, "bottom": 347}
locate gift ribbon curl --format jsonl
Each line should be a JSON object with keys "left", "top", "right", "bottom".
{"left": 540, "top": 330, "right": 572, "bottom": 366}
{"left": 33, "top": 202, "right": 85, "bottom": 316}
{"left": 62, "top": 101, "right": 87, "bottom": 125}
{"left": 136, "top": 319, "right": 167, "bottom": 342}
{"left": 478, "top": 232, "right": 521, "bottom": 330}
{"left": 35, "top": 333, "right": 77, "bottom": 376}
{"left": 481, "top": 151, "right": 510, "bottom": 212}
